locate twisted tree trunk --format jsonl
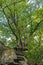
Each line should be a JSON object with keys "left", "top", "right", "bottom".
{"left": 0, "top": 41, "right": 28, "bottom": 65}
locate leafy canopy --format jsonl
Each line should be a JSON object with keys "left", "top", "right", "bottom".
{"left": 0, "top": 0, "right": 43, "bottom": 63}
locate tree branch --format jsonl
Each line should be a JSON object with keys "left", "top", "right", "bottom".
{"left": 2, "top": 9, "right": 18, "bottom": 40}
{"left": 30, "top": 20, "right": 43, "bottom": 36}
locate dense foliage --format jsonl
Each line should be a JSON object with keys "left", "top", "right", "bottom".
{"left": 0, "top": 0, "right": 43, "bottom": 64}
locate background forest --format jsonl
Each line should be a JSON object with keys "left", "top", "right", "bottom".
{"left": 0, "top": 0, "right": 43, "bottom": 65}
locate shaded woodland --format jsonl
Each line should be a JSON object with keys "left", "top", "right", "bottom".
{"left": 0, "top": 0, "right": 43, "bottom": 65}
